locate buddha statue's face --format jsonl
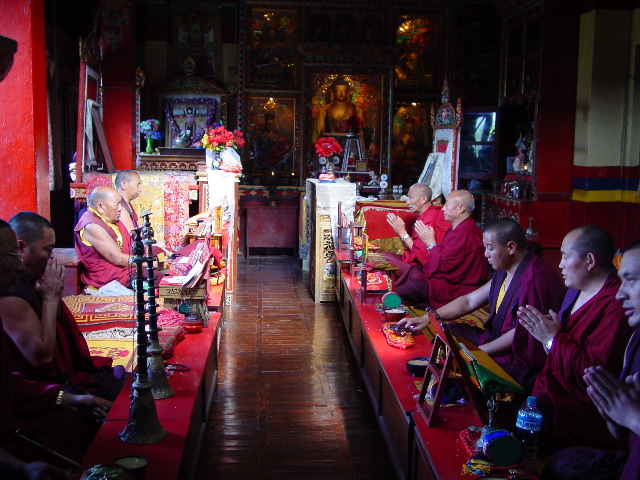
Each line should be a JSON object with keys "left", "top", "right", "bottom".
{"left": 332, "top": 84, "right": 350, "bottom": 102}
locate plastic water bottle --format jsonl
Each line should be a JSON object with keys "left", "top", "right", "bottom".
{"left": 516, "top": 396, "right": 543, "bottom": 469}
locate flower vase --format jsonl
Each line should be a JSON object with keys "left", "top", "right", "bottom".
{"left": 206, "top": 149, "right": 222, "bottom": 170}
{"left": 145, "top": 137, "right": 154, "bottom": 154}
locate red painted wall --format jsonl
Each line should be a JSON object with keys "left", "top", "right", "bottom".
{"left": 0, "top": 0, "right": 49, "bottom": 219}
{"left": 101, "top": 1, "right": 136, "bottom": 170}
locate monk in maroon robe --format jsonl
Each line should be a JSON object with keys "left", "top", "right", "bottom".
{"left": 383, "top": 184, "right": 450, "bottom": 287}
{"left": 74, "top": 186, "right": 134, "bottom": 289}
{"left": 394, "top": 190, "right": 487, "bottom": 308}
{"left": 1, "top": 211, "right": 128, "bottom": 402}
{"left": 399, "top": 218, "right": 565, "bottom": 391}
{"left": 542, "top": 240, "right": 640, "bottom": 480}
{"left": 0, "top": 219, "right": 110, "bottom": 470}
{"left": 114, "top": 169, "right": 141, "bottom": 234}
{"left": 519, "top": 225, "right": 634, "bottom": 451}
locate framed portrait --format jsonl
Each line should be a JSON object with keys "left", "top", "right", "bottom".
{"left": 247, "top": 8, "right": 298, "bottom": 88}
{"left": 394, "top": 14, "right": 444, "bottom": 92}
{"left": 418, "top": 152, "right": 446, "bottom": 198}
{"left": 160, "top": 95, "right": 222, "bottom": 148}
{"left": 306, "top": 70, "right": 390, "bottom": 177}
{"left": 170, "top": 6, "right": 222, "bottom": 79}
{"left": 244, "top": 94, "right": 297, "bottom": 178}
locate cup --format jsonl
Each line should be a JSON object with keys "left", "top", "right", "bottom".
{"left": 114, "top": 456, "right": 148, "bottom": 480}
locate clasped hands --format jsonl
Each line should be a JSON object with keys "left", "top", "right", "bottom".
{"left": 414, "top": 221, "right": 435, "bottom": 246}
{"left": 517, "top": 304, "right": 560, "bottom": 347}
{"left": 35, "top": 256, "right": 64, "bottom": 300}
{"left": 386, "top": 213, "right": 407, "bottom": 238}
{"left": 584, "top": 366, "right": 640, "bottom": 436}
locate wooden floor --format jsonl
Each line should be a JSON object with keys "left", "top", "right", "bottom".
{"left": 195, "top": 256, "right": 396, "bottom": 480}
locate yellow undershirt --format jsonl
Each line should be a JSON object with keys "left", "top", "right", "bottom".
{"left": 79, "top": 207, "right": 123, "bottom": 249}
{"left": 495, "top": 278, "right": 507, "bottom": 311}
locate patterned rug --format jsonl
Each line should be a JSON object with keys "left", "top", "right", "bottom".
{"left": 63, "top": 295, "right": 186, "bottom": 371}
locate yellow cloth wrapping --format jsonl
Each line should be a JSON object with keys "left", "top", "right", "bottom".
{"left": 454, "top": 336, "right": 524, "bottom": 393}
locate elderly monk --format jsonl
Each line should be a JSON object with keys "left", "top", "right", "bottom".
{"left": 518, "top": 225, "right": 633, "bottom": 451}
{"left": 383, "top": 184, "right": 450, "bottom": 288}
{"left": 74, "top": 186, "right": 133, "bottom": 289}
{"left": 114, "top": 169, "right": 141, "bottom": 234}
{"left": 399, "top": 218, "right": 565, "bottom": 390}
{"left": 0, "top": 212, "right": 128, "bottom": 401}
{"left": 394, "top": 189, "right": 487, "bottom": 308}
{"left": 542, "top": 240, "right": 640, "bottom": 480}
{"left": 0, "top": 219, "right": 110, "bottom": 470}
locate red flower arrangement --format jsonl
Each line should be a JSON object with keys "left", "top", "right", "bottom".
{"left": 201, "top": 122, "right": 245, "bottom": 152}
{"left": 314, "top": 136, "right": 343, "bottom": 158}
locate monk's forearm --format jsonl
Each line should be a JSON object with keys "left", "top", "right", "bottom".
{"left": 437, "top": 295, "right": 478, "bottom": 321}
{"left": 479, "top": 329, "right": 515, "bottom": 357}
{"left": 606, "top": 420, "right": 630, "bottom": 442}
{"left": 109, "top": 251, "right": 130, "bottom": 267}
{"left": 403, "top": 237, "right": 414, "bottom": 251}
{"left": 32, "top": 298, "right": 58, "bottom": 365}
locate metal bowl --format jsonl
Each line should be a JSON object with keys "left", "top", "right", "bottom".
{"left": 382, "top": 309, "right": 406, "bottom": 322}
{"left": 406, "top": 357, "right": 429, "bottom": 377}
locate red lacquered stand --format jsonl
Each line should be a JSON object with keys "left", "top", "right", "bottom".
{"left": 335, "top": 256, "right": 483, "bottom": 480}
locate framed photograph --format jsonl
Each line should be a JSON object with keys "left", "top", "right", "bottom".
{"left": 356, "top": 161, "right": 368, "bottom": 172}
{"left": 306, "top": 70, "right": 390, "bottom": 176}
{"left": 244, "top": 94, "right": 297, "bottom": 177}
{"left": 247, "top": 8, "right": 298, "bottom": 88}
{"left": 418, "top": 152, "right": 445, "bottom": 198}
{"left": 160, "top": 95, "right": 222, "bottom": 148}
{"left": 170, "top": 6, "right": 222, "bottom": 79}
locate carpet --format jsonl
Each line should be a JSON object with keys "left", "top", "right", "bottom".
{"left": 63, "top": 295, "right": 186, "bottom": 372}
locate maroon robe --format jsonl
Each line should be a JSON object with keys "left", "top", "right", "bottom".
{"left": 0, "top": 321, "right": 95, "bottom": 463}
{"left": 619, "top": 329, "right": 640, "bottom": 480}
{"left": 395, "top": 217, "right": 487, "bottom": 308}
{"left": 6, "top": 277, "right": 125, "bottom": 401}
{"left": 451, "top": 252, "right": 566, "bottom": 391}
{"left": 120, "top": 197, "right": 139, "bottom": 229}
{"left": 541, "top": 330, "right": 640, "bottom": 479}
{"left": 401, "top": 205, "right": 450, "bottom": 265}
{"left": 383, "top": 205, "right": 451, "bottom": 286}
{"left": 533, "top": 274, "right": 633, "bottom": 450}
{"left": 74, "top": 210, "right": 133, "bottom": 288}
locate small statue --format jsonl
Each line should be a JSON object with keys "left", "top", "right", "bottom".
{"left": 367, "top": 171, "right": 380, "bottom": 187}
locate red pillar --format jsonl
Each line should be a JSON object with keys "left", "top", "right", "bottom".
{"left": 101, "top": 0, "right": 136, "bottom": 170}
{"left": 0, "top": 0, "right": 49, "bottom": 219}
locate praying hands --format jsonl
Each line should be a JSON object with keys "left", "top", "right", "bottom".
{"left": 584, "top": 366, "right": 640, "bottom": 439}
{"left": 414, "top": 221, "right": 435, "bottom": 246}
{"left": 517, "top": 304, "right": 561, "bottom": 348}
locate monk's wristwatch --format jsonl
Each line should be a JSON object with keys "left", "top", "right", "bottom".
{"left": 545, "top": 338, "right": 554, "bottom": 350}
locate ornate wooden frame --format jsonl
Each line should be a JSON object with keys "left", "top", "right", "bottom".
{"left": 243, "top": 93, "right": 298, "bottom": 178}
{"left": 245, "top": 7, "right": 299, "bottom": 89}
{"left": 305, "top": 69, "right": 391, "bottom": 178}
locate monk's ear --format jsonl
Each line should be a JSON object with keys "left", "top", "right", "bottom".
{"left": 17, "top": 239, "right": 27, "bottom": 253}
{"left": 585, "top": 252, "right": 597, "bottom": 271}
{"left": 506, "top": 240, "right": 517, "bottom": 254}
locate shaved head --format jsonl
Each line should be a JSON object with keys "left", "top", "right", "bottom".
{"left": 88, "top": 186, "right": 120, "bottom": 209}
{"left": 484, "top": 218, "right": 527, "bottom": 250}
